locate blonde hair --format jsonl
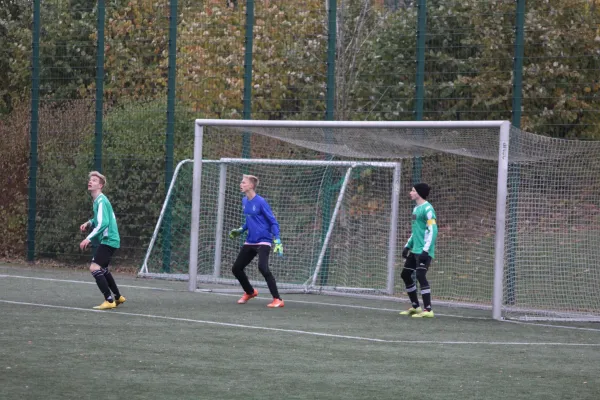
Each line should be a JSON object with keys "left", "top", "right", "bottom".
{"left": 89, "top": 171, "right": 107, "bottom": 187}
{"left": 243, "top": 174, "right": 259, "bottom": 189}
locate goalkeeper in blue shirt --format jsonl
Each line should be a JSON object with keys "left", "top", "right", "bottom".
{"left": 399, "top": 183, "right": 438, "bottom": 318}
{"left": 229, "top": 174, "right": 285, "bottom": 308}
{"left": 79, "top": 171, "right": 126, "bottom": 310}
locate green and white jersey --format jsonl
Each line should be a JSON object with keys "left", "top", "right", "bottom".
{"left": 405, "top": 201, "right": 437, "bottom": 258}
{"left": 86, "top": 193, "right": 120, "bottom": 248}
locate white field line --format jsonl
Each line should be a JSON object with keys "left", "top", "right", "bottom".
{"left": 1, "top": 299, "right": 599, "bottom": 347}
{"left": 2, "top": 273, "right": 600, "bottom": 333}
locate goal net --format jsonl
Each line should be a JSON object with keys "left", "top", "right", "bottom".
{"left": 140, "top": 120, "right": 600, "bottom": 322}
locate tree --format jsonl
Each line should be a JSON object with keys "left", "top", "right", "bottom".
{"left": 347, "top": 0, "right": 600, "bottom": 138}
{"left": 518, "top": 0, "right": 600, "bottom": 138}
{"left": 0, "top": 0, "right": 31, "bottom": 114}
{"left": 101, "top": 0, "right": 170, "bottom": 104}
{"left": 335, "top": 0, "right": 398, "bottom": 121}
{"left": 39, "top": 0, "right": 97, "bottom": 101}
{"left": 176, "top": 0, "right": 327, "bottom": 119}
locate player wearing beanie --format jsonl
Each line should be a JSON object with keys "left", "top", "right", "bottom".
{"left": 399, "top": 183, "right": 437, "bottom": 318}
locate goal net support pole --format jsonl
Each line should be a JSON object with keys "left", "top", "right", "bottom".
{"left": 189, "top": 123, "right": 204, "bottom": 292}
{"left": 311, "top": 166, "right": 354, "bottom": 288}
{"left": 493, "top": 122, "right": 510, "bottom": 320}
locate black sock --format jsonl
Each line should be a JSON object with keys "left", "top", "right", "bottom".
{"left": 422, "top": 289, "right": 432, "bottom": 311}
{"left": 417, "top": 270, "right": 432, "bottom": 311}
{"left": 407, "top": 290, "right": 420, "bottom": 309}
{"left": 92, "top": 270, "right": 113, "bottom": 301}
{"left": 102, "top": 269, "right": 121, "bottom": 298}
{"left": 422, "top": 294, "right": 432, "bottom": 311}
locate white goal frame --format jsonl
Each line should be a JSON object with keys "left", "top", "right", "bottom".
{"left": 186, "top": 119, "right": 511, "bottom": 320}
{"left": 140, "top": 157, "right": 403, "bottom": 290}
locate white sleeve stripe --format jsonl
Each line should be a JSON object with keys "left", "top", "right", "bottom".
{"left": 86, "top": 201, "right": 104, "bottom": 240}
{"left": 423, "top": 227, "right": 432, "bottom": 252}
{"left": 423, "top": 210, "right": 435, "bottom": 252}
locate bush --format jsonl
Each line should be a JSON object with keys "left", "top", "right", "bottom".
{"left": 34, "top": 100, "right": 195, "bottom": 265}
{"left": 0, "top": 101, "right": 29, "bottom": 257}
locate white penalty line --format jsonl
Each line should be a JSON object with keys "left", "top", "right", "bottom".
{"left": 206, "top": 291, "right": 488, "bottom": 320}
{"left": 0, "top": 274, "right": 486, "bottom": 321}
{"left": 0, "top": 274, "right": 176, "bottom": 291}
{"left": 1, "top": 299, "right": 599, "bottom": 347}
{"left": 2, "top": 274, "right": 600, "bottom": 333}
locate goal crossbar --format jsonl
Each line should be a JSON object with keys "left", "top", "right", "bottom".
{"left": 194, "top": 119, "right": 508, "bottom": 129}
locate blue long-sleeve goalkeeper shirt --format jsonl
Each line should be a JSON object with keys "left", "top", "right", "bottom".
{"left": 241, "top": 194, "right": 280, "bottom": 245}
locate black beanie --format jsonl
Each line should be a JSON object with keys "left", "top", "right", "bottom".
{"left": 413, "top": 183, "right": 430, "bottom": 199}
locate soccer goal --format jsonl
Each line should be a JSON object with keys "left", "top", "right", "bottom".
{"left": 140, "top": 119, "right": 600, "bottom": 322}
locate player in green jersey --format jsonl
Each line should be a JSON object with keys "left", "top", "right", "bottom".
{"left": 399, "top": 183, "right": 438, "bottom": 318}
{"left": 79, "top": 171, "right": 126, "bottom": 310}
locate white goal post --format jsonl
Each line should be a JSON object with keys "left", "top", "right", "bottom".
{"left": 192, "top": 119, "right": 509, "bottom": 320}
{"left": 140, "top": 119, "right": 600, "bottom": 322}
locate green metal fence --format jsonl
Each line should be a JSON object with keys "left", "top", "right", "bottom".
{"left": 1, "top": 0, "right": 599, "bottom": 265}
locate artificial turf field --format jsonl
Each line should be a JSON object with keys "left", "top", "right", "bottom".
{"left": 1, "top": 264, "right": 599, "bottom": 400}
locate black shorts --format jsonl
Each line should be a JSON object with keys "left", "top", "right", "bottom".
{"left": 403, "top": 252, "right": 432, "bottom": 271}
{"left": 92, "top": 244, "right": 117, "bottom": 269}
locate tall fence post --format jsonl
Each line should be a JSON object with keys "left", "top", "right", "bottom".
{"left": 162, "top": 0, "right": 179, "bottom": 272}
{"left": 319, "top": 0, "right": 337, "bottom": 286}
{"left": 236, "top": 0, "right": 255, "bottom": 251}
{"left": 325, "top": 0, "right": 336, "bottom": 123}
{"left": 412, "top": 0, "right": 427, "bottom": 185}
{"left": 94, "top": 0, "right": 106, "bottom": 172}
{"left": 27, "top": 0, "right": 42, "bottom": 261}
{"left": 242, "top": 0, "right": 255, "bottom": 158}
{"left": 506, "top": 0, "right": 526, "bottom": 305}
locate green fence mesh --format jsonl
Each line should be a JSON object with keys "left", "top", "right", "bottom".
{"left": 1, "top": 0, "right": 599, "bottom": 270}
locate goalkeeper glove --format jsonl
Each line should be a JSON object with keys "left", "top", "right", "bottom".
{"left": 402, "top": 247, "right": 410, "bottom": 259}
{"left": 273, "top": 239, "right": 283, "bottom": 256}
{"left": 228, "top": 227, "right": 244, "bottom": 239}
{"left": 418, "top": 251, "right": 430, "bottom": 266}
